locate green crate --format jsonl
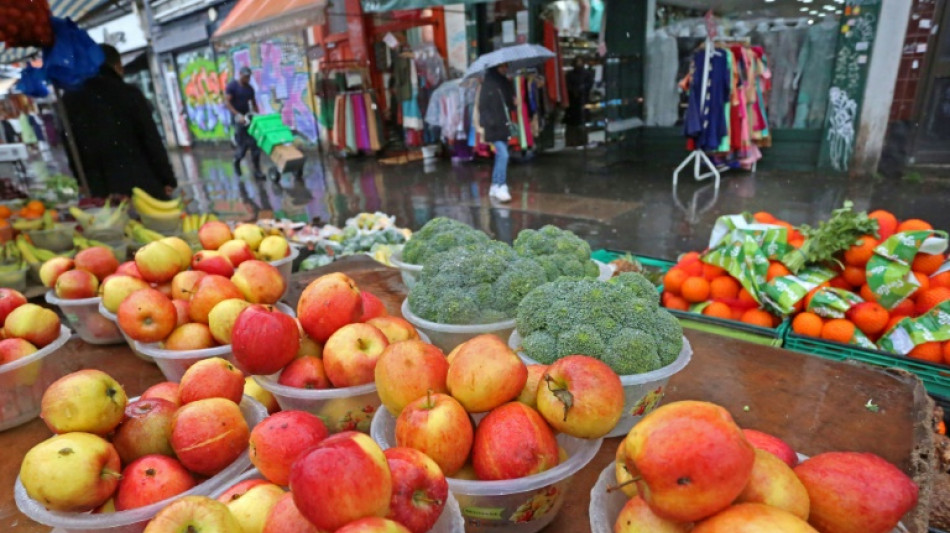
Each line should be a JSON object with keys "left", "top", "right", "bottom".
{"left": 248, "top": 114, "right": 284, "bottom": 136}
{"left": 260, "top": 136, "right": 294, "bottom": 155}
{"left": 591, "top": 249, "right": 675, "bottom": 273}
{"left": 784, "top": 331, "right": 950, "bottom": 397}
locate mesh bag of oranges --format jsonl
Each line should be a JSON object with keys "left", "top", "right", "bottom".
{"left": 0, "top": 0, "right": 54, "bottom": 48}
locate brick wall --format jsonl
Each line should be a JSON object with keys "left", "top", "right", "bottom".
{"left": 890, "top": 0, "right": 940, "bottom": 121}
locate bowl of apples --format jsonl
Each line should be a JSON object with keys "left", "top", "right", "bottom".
{"left": 0, "top": 316, "right": 72, "bottom": 431}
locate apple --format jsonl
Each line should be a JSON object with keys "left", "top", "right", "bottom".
{"left": 172, "top": 299, "right": 190, "bottom": 327}
{"left": 154, "top": 281, "right": 174, "bottom": 298}
{"left": 361, "top": 291, "right": 388, "bottom": 321}
{"left": 535, "top": 355, "right": 624, "bottom": 439}
{"left": 116, "top": 261, "right": 144, "bottom": 279}
{"left": 191, "top": 250, "right": 235, "bottom": 278}
{"left": 258, "top": 235, "right": 290, "bottom": 261}
{"left": 20, "top": 432, "right": 122, "bottom": 512}
{"left": 297, "top": 333, "right": 323, "bottom": 358}
{"left": 135, "top": 241, "right": 183, "bottom": 283}
{"left": 384, "top": 447, "right": 448, "bottom": 533}
{"left": 232, "top": 259, "right": 286, "bottom": 304}
{"left": 170, "top": 397, "right": 249, "bottom": 476}
{"left": 94, "top": 498, "right": 116, "bottom": 514}
{"left": 615, "top": 440, "right": 639, "bottom": 498}
{"left": 115, "top": 455, "right": 196, "bottom": 511}
{"left": 164, "top": 323, "right": 217, "bottom": 351}
{"left": 170, "top": 270, "right": 207, "bottom": 301}
{"left": 141, "top": 381, "right": 181, "bottom": 407}
{"left": 366, "top": 316, "right": 418, "bottom": 344}
{"left": 217, "top": 478, "right": 270, "bottom": 503}
{"left": 198, "top": 220, "right": 233, "bottom": 250}
{"left": 691, "top": 503, "right": 818, "bottom": 533}
{"left": 113, "top": 397, "right": 177, "bottom": 464}
{"left": 0, "top": 338, "right": 40, "bottom": 385}
{"left": 159, "top": 236, "right": 193, "bottom": 270}
{"left": 374, "top": 339, "right": 447, "bottom": 415}
{"left": 289, "top": 431, "right": 393, "bottom": 531}
{"left": 446, "top": 334, "right": 527, "bottom": 413}
{"left": 278, "top": 355, "right": 331, "bottom": 389}
{"left": 75, "top": 246, "right": 119, "bottom": 281}
{"left": 614, "top": 496, "right": 692, "bottom": 533}
{"left": 39, "top": 257, "right": 74, "bottom": 287}
{"left": 245, "top": 377, "right": 280, "bottom": 414}
{"left": 226, "top": 483, "right": 286, "bottom": 533}
{"left": 53, "top": 268, "right": 99, "bottom": 299}
{"left": 188, "top": 274, "right": 243, "bottom": 324}
{"left": 85, "top": 311, "right": 122, "bottom": 339}
{"left": 742, "top": 429, "right": 798, "bottom": 467}
{"left": 795, "top": 452, "right": 918, "bottom": 533}
{"left": 250, "top": 410, "right": 329, "bottom": 485}
{"left": 40, "top": 368, "right": 127, "bottom": 435}
{"left": 263, "top": 492, "right": 323, "bottom": 533}
{"left": 117, "top": 288, "right": 177, "bottom": 343}
{"left": 5, "top": 303, "right": 61, "bottom": 347}
{"left": 232, "top": 305, "right": 300, "bottom": 375}
{"left": 735, "top": 449, "right": 810, "bottom": 520}
{"left": 207, "top": 298, "right": 252, "bottom": 344}
{"left": 323, "top": 323, "right": 389, "bottom": 387}
{"left": 472, "top": 401, "right": 559, "bottom": 481}
{"left": 143, "top": 495, "right": 241, "bottom": 533}
{"left": 179, "top": 356, "right": 244, "bottom": 404}
{"left": 516, "top": 364, "right": 548, "bottom": 409}
{"left": 297, "top": 273, "right": 363, "bottom": 343}
{"left": 336, "top": 518, "right": 412, "bottom": 533}
{"left": 100, "top": 275, "right": 150, "bottom": 313}
{"left": 0, "top": 287, "right": 27, "bottom": 324}
{"left": 218, "top": 239, "right": 255, "bottom": 267}
{"left": 234, "top": 223, "right": 266, "bottom": 251}
{"left": 395, "top": 392, "right": 473, "bottom": 476}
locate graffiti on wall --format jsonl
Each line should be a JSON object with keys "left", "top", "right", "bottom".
{"left": 177, "top": 50, "right": 232, "bottom": 141}
{"left": 230, "top": 38, "right": 318, "bottom": 143}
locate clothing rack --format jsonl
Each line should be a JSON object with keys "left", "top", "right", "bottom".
{"left": 673, "top": 31, "right": 721, "bottom": 191}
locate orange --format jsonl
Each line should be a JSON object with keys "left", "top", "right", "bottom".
{"left": 737, "top": 288, "right": 757, "bottom": 306}
{"left": 766, "top": 262, "right": 791, "bottom": 282}
{"left": 703, "top": 263, "right": 726, "bottom": 281}
{"left": 26, "top": 200, "right": 44, "bottom": 214}
{"left": 841, "top": 265, "right": 866, "bottom": 287}
{"left": 679, "top": 251, "right": 700, "bottom": 263}
{"left": 944, "top": 342, "right": 950, "bottom": 365}
{"left": 932, "top": 271, "right": 950, "bottom": 289}
{"left": 679, "top": 259, "right": 704, "bottom": 277}
{"left": 703, "top": 302, "right": 733, "bottom": 319}
{"left": 890, "top": 298, "right": 916, "bottom": 318}
{"left": 843, "top": 235, "right": 879, "bottom": 267}
{"left": 869, "top": 210, "right": 898, "bottom": 241}
{"left": 789, "top": 236, "right": 805, "bottom": 249}
{"left": 741, "top": 309, "right": 775, "bottom": 328}
{"left": 663, "top": 268, "right": 688, "bottom": 296}
{"left": 663, "top": 294, "right": 689, "bottom": 311}
{"left": 0, "top": 219, "right": 8, "bottom": 229}
{"left": 792, "top": 312, "right": 824, "bottom": 337}
{"left": 912, "top": 253, "right": 945, "bottom": 276}
{"left": 915, "top": 287, "right": 950, "bottom": 315}
{"left": 17, "top": 207, "right": 32, "bottom": 218}
{"left": 774, "top": 221, "right": 794, "bottom": 232}
{"left": 709, "top": 276, "right": 740, "bottom": 300}
{"left": 908, "top": 342, "right": 943, "bottom": 364}
{"left": 911, "top": 272, "right": 930, "bottom": 299}
{"left": 829, "top": 276, "right": 851, "bottom": 290}
{"left": 753, "top": 212, "right": 776, "bottom": 224}
{"left": 730, "top": 307, "right": 744, "bottom": 321}
{"left": 897, "top": 219, "right": 933, "bottom": 233}
{"left": 681, "top": 277, "right": 711, "bottom": 303}
{"left": 847, "top": 302, "right": 890, "bottom": 337}
{"left": 821, "top": 319, "right": 856, "bottom": 344}
{"left": 859, "top": 283, "right": 877, "bottom": 303}
{"left": 0, "top": 205, "right": 10, "bottom": 219}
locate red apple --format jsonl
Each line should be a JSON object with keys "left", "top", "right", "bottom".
{"left": 384, "top": 447, "right": 449, "bottom": 533}
{"left": 170, "top": 397, "right": 249, "bottom": 476}
{"left": 536, "top": 355, "right": 624, "bottom": 439}
{"left": 39, "top": 257, "right": 74, "bottom": 288}
{"left": 192, "top": 250, "right": 234, "bottom": 278}
{"left": 141, "top": 381, "right": 181, "bottom": 407}
{"left": 516, "top": 364, "right": 548, "bottom": 409}
{"left": 163, "top": 323, "right": 216, "bottom": 351}
{"left": 198, "top": 220, "right": 233, "bottom": 250}
{"left": 0, "top": 288, "right": 27, "bottom": 324}
{"left": 336, "top": 518, "right": 412, "bottom": 533}
{"left": 218, "top": 239, "right": 255, "bottom": 267}
{"left": 143, "top": 495, "right": 241, "bottom": 532}
{"left": 179, "top": 356, "right": 244, "bottom": 405}
{"left": 226, "top": 482, "right": 286, "bottom": 533}
{"left": 159, "top": 237, "right": 193, "bottom": 270}
{"left": 232, "top": 305, "right": 300, "bottom": 375}
{"left": 5, "top": 303, "right": 61, "bottom": 347}
{"left": 115, "top": 455, "right": 196, "bottom": 511}
{"left": 289, "top": 431, "right": 393, "bottom": 531}
{"left": 374, "top": 339, "right": 447, "bottom": 415}
{"left": 366, "top": 316, "right": 418, "bottom": 344}
{"left": 395, "top": 392, "right": 473, "bottom": 477}
{"left": 75, "top": 246, "right": 119, "bottom": 281}
{"left": 323, "top": 323, "right": 389, "bottom": 387}
{"left": 54, "top": 268, "right": 99, "bottom": 299}
{"left": 117, "top": 288, "right": 177, "bottom": 343}
{"left": 231, "top": 259, "right": 286, "bottom": 304}
{"left": 472, "top": 402, "right": 559, "bottom": 481}
{"left": 100, "top": 274, "right": 151, "bottom": 314}
{"left": 135, "top": 241, "right": 183, "bottom": 283}
{"left": 170, "top": 270, "right": 207, "bottom": 301}
{"left": 278, "top": 355, "right": 331, "bottom": 389}
{"left": 116, "top": 261, "right": 143, "bottom": 279}
{"left": 360, "top": 291, "right": 388, "bottom": 321}
{"left": 19, "top": 432, "right": 122, "bottom": 512}
{"left": 188, "top": 274, "right": 243, "bottom": 324}
{"left": 250, "top": 410, "right": 329, "bottom": 485}
{"left": 154, "top": 281, "right": 173, "bottom": 298}
{"left": 172, "top": 299, "right": 190, "bottom": 327}
{"left": 113, "top": 397, "right": 177, "bottom": 464}
{"left": 217, "top": 478, "right": 270, "bottom": 503}
{"left": 297, "top": 273, "right": 363, "bottom": 343}
{"left": 742, "top": 429, "right": 798, "bottom": 467}
{"left": 0, "top": 337, "right": 39, "bottom": 385}
{"left": 263, "top": 492, "right": 323, "bottom": 533}
{"left": 446, "top": 334, "right": 527, "bottom": 413}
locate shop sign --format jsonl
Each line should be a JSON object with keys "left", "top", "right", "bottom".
{"left": 89, "top": 13, "right": 148, "bottom": 54}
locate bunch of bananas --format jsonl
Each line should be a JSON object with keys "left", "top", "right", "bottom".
{"left": 69, "top": 199, "right": 129, "bottom": 232}
{"left": 13, "top": 210, "right": 57, "bottom": 232}
{"left": 132, "top": 187, "right": 183, "bottom": 221}
{"left": 182, "top": 213, "right": 219, "bottom": 233}
{"left": 0, "top": 241, "right": 24, "bottom": 272}
{"left": 16, "top": 235, "right": 68, "bottom": 264}
{"left": 72, "top": 234, "right": 112, "bottom": 251}
{"left": 125, "top": 220, "right": 166, "bottom": 245}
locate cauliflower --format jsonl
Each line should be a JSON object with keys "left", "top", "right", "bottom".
{"left": 401, "top": 217, "right": 490, "bottom": 265}
{"left": 513, "top": 225, "right": 599, "bottom": 281}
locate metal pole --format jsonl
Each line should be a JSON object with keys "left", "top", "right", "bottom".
{"left": 54, "top": 88, "right": 91, "bottom": 196}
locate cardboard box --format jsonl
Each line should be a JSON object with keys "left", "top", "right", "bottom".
{"left": 270, "top": 144, "right": 305, "bottom": 174}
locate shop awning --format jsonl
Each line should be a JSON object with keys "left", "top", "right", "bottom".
{"left": 361, "top": 0, "right": 492, "bottom": 13}
{"left": 211, "top": 0, "right": 328, "bottom": 48}
{"left": 0, "top": 0, "right": 114, "bottom": 64}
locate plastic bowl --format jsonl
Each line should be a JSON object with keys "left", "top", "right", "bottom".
{"left": 372, "top": 408, "right": 601, "bottom": 533}
{"left": 27, "top": 223, "right": 78, "bottom": 252}
{"left": 253, "top": 374, "right": 380, "bottom": 434}
{"left": 14, "top": 395, "right": 267, "bottom": 533}
{"left": 139, "top": 213, "right": 182, "bottom": 234}
{"left": 46, "top": 292, "right": 124, "bottom": 345}
{"left": 269, "top": 245, "right": 301, "bottom": 290}
{"left": 390, "top": 250, "right": 422, "bottom": 289}
{"left": 81, "top": 208, "right": 130, "bottom": 234}
{"left": 510, "top": 331, "right": 693, "bottom": 438}
{"left": 594, "top": 259, "right": 614, "bottom": 281}
{"left": 0, "top": 266, "right": 28, "bottom": 291}
{"left": 0, "top": 325, "right": 72, "bottom": 431}
{"left": 401, "top": 299, "right": 517, "bottom": 354}
{"left": 98, "top": 303, "right": 154, "bottom": 363}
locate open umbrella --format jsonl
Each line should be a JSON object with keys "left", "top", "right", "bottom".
{"left": 463, "top": 44, "right": 555, "bottom": 78}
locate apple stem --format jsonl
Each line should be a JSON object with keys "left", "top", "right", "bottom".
{"left": 606, "top": 478, "right": 640, "bottom": 493}
{"left": 544, "top": 375, "right": 573, "bottom": 422}
{"left": 101, "top": 468, "right": 123, "bottom": 481}
{"left": 424, "top": 388, "right": 434, "bottom": 409}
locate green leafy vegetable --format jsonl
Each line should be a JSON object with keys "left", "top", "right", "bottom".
{"left": 782, "top": 201, "right": 879, "bottom": 273}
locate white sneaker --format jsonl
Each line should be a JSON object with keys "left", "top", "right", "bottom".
{"left": 489, "top": 184, "right": 499, "bottom": 198}
{"left": 494, "top": 184, "right": 512, "bottom": 202}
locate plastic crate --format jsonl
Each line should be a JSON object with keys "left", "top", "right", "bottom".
{"left": 784, "top": 331, "right": 950, "bottom": 397}
{"left": 590, "top": 249, "right": 675, "bottom": 276}
{"left": 248, "top": 114, "right": 284, "bottom": 136}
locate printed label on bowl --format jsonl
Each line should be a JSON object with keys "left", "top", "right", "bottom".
{"left": 315, "top": 399, "right": 378, "bottom": 433}
{"left": 458, "top": 485, "right": 562, "bottom": 526}
{"left": 629, "top": 386, "right": 664, "bottom": 417}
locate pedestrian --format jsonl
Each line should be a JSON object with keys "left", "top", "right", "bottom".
{"left": 478, "top": 64, "right": 515, "bottom": 203}
{"left": 62, "top": 44, "right": 177, "bottom": 199}
{"left": 226, "top": 66, "right": 264, "bottom": 180}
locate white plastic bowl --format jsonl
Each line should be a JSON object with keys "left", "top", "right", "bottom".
{"left": 269, "top": 245, "right": 301, "bottom": 291}
{"left": 253, "top": 374, "right": 380, "bottom": 434}
{"left": 371, "top": 408, "right": 601, "bottom": 533}
{"left": 510, "top": 331, "right": 693, "bottom": 438}
{"left": 390, "top": 250, "right": 423, "bottom": 289}
{"left": 47, "top": 292, "right": 124, "bottom": 345}
{"left": 0, "top": 266, "right": 28, "bottom": 291}
{"left": 14, "top": 395, "right": 267, "bottom": 533}
{"left": 401, "top": 299, "right": 517, "bottom": 354}
{"left": 0, "top": 325, "right": 72, "bottom": 431}
{"left": 98, "top": 303, "right": 155, "bottom": 363}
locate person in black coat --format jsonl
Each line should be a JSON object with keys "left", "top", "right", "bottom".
{"left": 477, "top": 64, "right": 515, "bottom": 203}
{"left": 63, "top": 44, "right": 177, "bottom": 199}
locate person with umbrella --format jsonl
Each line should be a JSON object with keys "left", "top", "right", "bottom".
{"left": 478, "top": 64, "right": 515, "bottom": 203}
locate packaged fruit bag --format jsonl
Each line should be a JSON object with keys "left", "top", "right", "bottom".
{"left": 867, "top": 230, "right": 949, "bottom": 310}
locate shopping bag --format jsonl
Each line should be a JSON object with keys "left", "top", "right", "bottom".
{"left": 43, "top": 17, "right": 104, "bottom": 91}
{"left": 15, "top": 64, "right": 49, "bottom": 98}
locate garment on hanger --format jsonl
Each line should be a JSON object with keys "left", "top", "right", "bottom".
{"left": 589, "top": 0, "right": 604, "bottom": 34}
{"left": 793, "top": 20, "right": 837, "bottom": 129}
{"left": 644, "top": 29, "right": 679, "bottom": 127}
{"left": 683, "top": 47, "right": 731, "bottom": 152}
{"left": 754, "top": 26, "right": 805, "bottom": 128}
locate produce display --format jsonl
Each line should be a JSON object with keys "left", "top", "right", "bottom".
{"left": 513, "top": 224, "right": 599, "bottom": 281}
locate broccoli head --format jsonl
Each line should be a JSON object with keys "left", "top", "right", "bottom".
{"left": 515, "top": 275, "right": 684, "bottom": 375}
{"left": 402, "top": 217, "right": 490, "bottom": 265}
{"left": 610, "top": 272, "right": 661, "bottom": 307}
{"left": 407, "top": 241, "right": 547, "bottom": 324}
{"left": 513, "top": 225, "right": 599, "bottom": 281}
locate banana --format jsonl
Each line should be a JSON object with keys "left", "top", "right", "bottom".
{"left": 33, "top": 248, "right": 56, "bottom": 262}
{"left": 13, "top": 218, "right": 43, "bottom": 232}
{"left": 15, "top": 236, "right": 39, "bottom": 264}
{"left": 182, "top": 215, "right": 193, "bottom": 233}
{"left": 69, "top": 206, "right": 95, "bottom": 227}
{"left": 132, "top": 187, "right": 183, "bottom": 212}
{"left": 133, "top": 196, "right": 182, "bottom": 218}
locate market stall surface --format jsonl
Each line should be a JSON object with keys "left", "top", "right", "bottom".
{"left": 0, "top": 256, "right": 934, "bottom": 533}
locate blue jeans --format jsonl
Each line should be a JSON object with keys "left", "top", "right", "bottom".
{"left": 492, "top": 141, "right": 509, "bottom": 186}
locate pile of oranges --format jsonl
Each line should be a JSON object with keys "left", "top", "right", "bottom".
{"left": 15, "top": 200, "right": 45, "bottom": 219}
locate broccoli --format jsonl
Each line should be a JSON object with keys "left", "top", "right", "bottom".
{"left": 407, "top": 241, "right": 548, "bottom": 324}
{"left": 515, "top": 273, "right": 684, "bottom": 375}
{"left": 402, "top": 217, "right": 490, "bottom": 265}
{"left": 513, "top": 225, "right": 599, "bottom": 281}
